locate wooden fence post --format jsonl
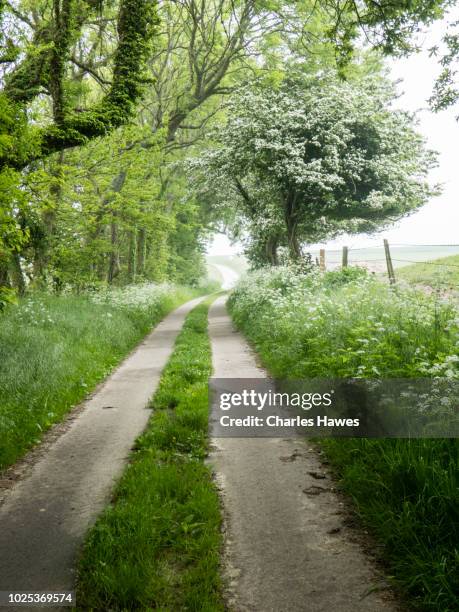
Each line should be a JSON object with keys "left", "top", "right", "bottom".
{"left": 342, "top": 246, "right": 348, "bottom": 269}
{"left": 383, "top": 239, "right": 396, "bottom": 285}
{"left": 319, "top": 249, "right": 325, "bottom": 271}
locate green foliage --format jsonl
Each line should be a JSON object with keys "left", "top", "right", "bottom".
{"left": 0, "top": 286, "right": 17, "bottom": 310}
{"left": 320, "top": 437, "right": 458, "bottom": 611}
{"left": 1, "top": 0, "right": 452, "bottom": 293}
{"left": 326, "top": 0, "right": 449, "bottom": 59}
{"left": 0, "top": 0, "right": 161, "bottom": 294}
{"left": 229, "top": 267, "right": 458, "bottom": 378}
{"left": 228, "top": 267, "right": 459, "bottom": 610}
{"left": 324, "top": 0, "right": 459, "bottom": 114}
{"left": 0, "top": 284, "right": 197, "bottom": 469}
{"left": 0, "top": 94, "right": 37, "bottom": 164}
{"left": 0, "top": 96, "right": 36, "bottom": 274}
{"left": 320, "top": 265, "right": 369, "bottom": 288}
{"left": 2, "top": 121, "right": 211, "bottom": 291}
{"left": 0, "top": 168, "right": 26, "bottom": 256}
{"left": 77, "top": 298, "right": 223, "bottom": 610}
{"left": 167, "top": 201, "right": 208, "bottom": 286}
{"left": 1, "top": 0, "right": 159, "bottom": 169}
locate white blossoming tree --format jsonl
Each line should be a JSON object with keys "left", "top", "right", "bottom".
{"left": 190, "top": 75, "right": 438, "bottom": 264}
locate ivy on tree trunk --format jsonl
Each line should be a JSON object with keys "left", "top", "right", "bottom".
{"left": 0, "top": 0, "right": 159, "bottom": 170}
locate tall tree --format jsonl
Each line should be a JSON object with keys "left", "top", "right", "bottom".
{"left": 0, "top": 0, "right": 158, "bottom": 297}
{"left": 189, "top": 74, "right": 437, "bottom": 263}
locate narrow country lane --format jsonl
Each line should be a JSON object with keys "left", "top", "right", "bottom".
{"left": 0, "top": 297, "right": 204, "bottom": 608}
{"left": 208, "top": 295, "right": 398, "bottom": 612}
{"left": 211, "top": 264, "right": 240, "bottom": 290}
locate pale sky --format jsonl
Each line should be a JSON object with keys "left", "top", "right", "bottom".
{"left": 207, "top": 11, "right": 459, "bottom": 256}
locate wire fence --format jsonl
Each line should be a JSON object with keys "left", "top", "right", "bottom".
{"left": 306, "top": 242, "right": 459, "bottom": 289}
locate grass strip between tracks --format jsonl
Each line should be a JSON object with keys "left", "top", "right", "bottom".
{"left": 76, "top": 296, "right": 223, "bottom": 610}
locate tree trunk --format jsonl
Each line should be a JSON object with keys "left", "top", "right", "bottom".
{"left": 284, "top": 194, "right": 302, "bottom": 260}
{"left": 137, "top": 228, "right": 146, "bottom": 276}
{"left": 287, "top": 228, "right": 302, "bottom": 260}
{"left": 0, "top": 256, "right": 11, "bottom": 288}
{"left": 265, "top": 235, "right": 279, "bottom": 266}
{"left": 128, "top": 229, "right": 137, "bottom": 282}
{"left": 107, "top": 218, "right": 120, "bottom": 283}
{"left": 10, "top": 253, "right": 26, "bottom": 295}
{"left": 89, "top": 170, "right": 127, "bottom": 283}
{"left": 1, "top": 0, "right": 156, "bottom": 171}
{"left": 34, "top": 150, "right": 65, "bottom": 285}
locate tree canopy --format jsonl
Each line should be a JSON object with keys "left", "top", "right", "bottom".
{"left": 189, "top": 74, "right": 437, "bottom": 264}
{"left": 0, "top": 0, "right": 158, "bottom": 168}
{"left": 0, "top": 0, "right": 456, "bottom": 298}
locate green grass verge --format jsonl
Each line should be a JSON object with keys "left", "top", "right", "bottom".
{"left": 0, "top": 285, "right": 197, "bottom": 470}
{"left": 228, "top": 267, "right": 458, "bottom": 612}
{"left": 397, "top": 254, "right": 459, "bottom": 290}
{"left": 320, "top": 438, "right": 458, "bottom": 611}
{"left": 76, "top": 297, "right": 223, "bottom": 611}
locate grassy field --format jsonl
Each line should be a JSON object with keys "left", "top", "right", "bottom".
{"left": 76, "top": 297, "right": 223, "bottom": 610}
{"left": 0, "top": 284, "right": 199, "bottom": 470}
{"left": 397, "top": 253, "right": 459, "bottom": 290}
{"left": 228, "top": 267, "right": 459, "bottom": 611}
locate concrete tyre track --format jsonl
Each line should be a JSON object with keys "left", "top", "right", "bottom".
{"left": 208, "top": 296, "right": 398, "bottom": 612}
{"left": 0, "top": 296, "right": 204, "bottom": 610}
